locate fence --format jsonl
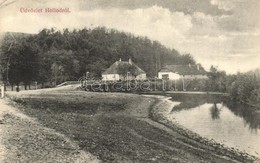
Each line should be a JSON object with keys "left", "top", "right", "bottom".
{"left": 81, "top": 78, "right": 209, "bottom": 92}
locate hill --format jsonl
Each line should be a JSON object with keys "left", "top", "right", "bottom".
{"left": 0, "top": 27, "right": 198, "bottom": 87}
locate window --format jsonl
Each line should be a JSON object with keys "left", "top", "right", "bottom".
{"left": 162, "top": 74, "right": 169, "bottom": 80}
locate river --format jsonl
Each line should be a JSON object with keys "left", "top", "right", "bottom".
{"left": 166, "top": 94, "right": 260, "bottom": 157}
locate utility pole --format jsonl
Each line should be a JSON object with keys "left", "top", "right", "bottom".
{"left": 127, "top": 72, "right": 130, "bottom": 91}
{"left": 6, "top": 33, "right": 16, "bottom": 85}
{"left": 35, "top": 81, "right": 37, "bottom": 90}
{"left": 86, "top": 72, "right": 89, "bottom": 79}
{"left": 85, "top": 72, "right": 89, "bottom": 88}
{"left": 175, "top": 79, "right": 176, "bottom": 91}
{"left": 182, "top": 78, "right": 185, "bottom": 91}
{"left": 6, "top": 54, "right": 11, "bottom": 84}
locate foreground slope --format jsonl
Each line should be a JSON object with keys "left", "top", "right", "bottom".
{"left": 3, "top": 88, "right": 258, "bottom": 162}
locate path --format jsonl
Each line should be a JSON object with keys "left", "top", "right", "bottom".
{"left": 0, "top": 98, "right": 99, "bottom": 163}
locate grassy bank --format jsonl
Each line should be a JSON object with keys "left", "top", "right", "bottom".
{"left": 0, "top": 97, "right": 99, "bottom": 163}
{"left": 6, "top": 91, "right": 257, "bottom": 162}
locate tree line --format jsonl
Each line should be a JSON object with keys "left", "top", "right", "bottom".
{"left": 206, "top": 66, "right": 260, "bottom": 108}
{"left": 0, "top": 27, "right": 258, "bottom": 108}
{"left": 0, "top": 27, "right": 196, "bottom": 89}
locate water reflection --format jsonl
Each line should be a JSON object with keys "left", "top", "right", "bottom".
{"left": 210, "top": 103, "right": 221, "bottom": 120}
{"left": 170, "top": 94, "right": 260, "bottom": 130}
{"left": 170, "top": 94, "right": 221, "bottom": 112}
{"left": 224, "top": 102, "right": 260, "bottom": 131}
{"left": 168, "top": 94, "right": 260, "bottom": 156}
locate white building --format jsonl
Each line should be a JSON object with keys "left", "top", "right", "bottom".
{"left": 102, "top": 59, "right": 146, "bottom": 81}
{"left": 158, "top": 64, "right": 208, "bottom": 80}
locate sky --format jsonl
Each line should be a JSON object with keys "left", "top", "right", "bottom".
{"left": 0, "top": 0, "right": 259, "bottom": 73}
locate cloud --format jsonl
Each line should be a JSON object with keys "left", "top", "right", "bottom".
{"left": 173, "top": 9, "right": 260, "bottom": 73}
{"left": 210, "top": 0, "right": 236, "bottom": 10}
{"left": 180, "top": 33, "right": 260, "bottom": 73}
{"left": 83, "top": 6, "right": 192, "bottom": 48}
{"left": 0, "top": 0, "right": 259, "bottom": 73}
{"left": 79, "top": 0, "right": 229, "bottom": 16}
{"left": 0, "top": 4, "right": 193, "bottom": 48}
{"left": 211, "top": 0, "right": 260, "bottom": 32}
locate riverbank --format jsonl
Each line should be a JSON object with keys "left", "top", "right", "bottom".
{"left": 150, "top": 97, "right": 259, "bottom": 161}
{"left": 141, "top": 90, "right": 229, "bottom": 95}
{"left": 2, "top": 89, "right": 258, "bottom": 162}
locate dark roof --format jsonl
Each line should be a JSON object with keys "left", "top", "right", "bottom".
{"left": 103, "top": 61, "right": 145, "bottom": 75}
{"left": 159, "top": 65, "right": 207, "bottom": 75}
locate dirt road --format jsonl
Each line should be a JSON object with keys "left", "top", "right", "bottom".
{"left": 0, "top": 98, "right": 99, "bottom": 163}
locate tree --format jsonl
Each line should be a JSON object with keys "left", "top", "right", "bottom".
{"left": 0, "top": 33, "right": 33, "bottom": 89}
{"left": 207, "top": 66, "right": 227, "bottom": 92}
{"left": 227, "top": 69, "right": 260, "bottom": 107}
{"left": 177, "top": 53, "right": 196, "bottom": 65}
{"left": 51, "top": 63, "right": 65, "bottom": 86}
{"left": 19, "top": 40, "right": 40, "bottom": 89}
{"left": 1, "top": 27, "right": 203, "bottom": 88}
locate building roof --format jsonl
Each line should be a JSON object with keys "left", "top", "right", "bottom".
{"left": 102, "top": 60, "right": 145, "bottom": 75}
{"left": 159, "top": 65, "right": 207, "bottom": 75}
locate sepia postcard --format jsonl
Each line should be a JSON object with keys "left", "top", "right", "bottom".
{"left": 0, "top": 0, "right": 259, "bottom": 162}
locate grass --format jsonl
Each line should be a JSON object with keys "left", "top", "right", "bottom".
{"left": 9, "top": 91, "right": 257, "bottom": 162}
{"left": 11, "top": 93, "right": 183, "bottom": 162}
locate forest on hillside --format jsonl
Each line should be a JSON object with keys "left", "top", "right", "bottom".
{"left": 0, "top": 27, "right": 259, "bottom": 109}
{"left": 0, "top": 27, "right": 196, "bottom": 88}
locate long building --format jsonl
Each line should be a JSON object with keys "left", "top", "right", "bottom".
{"left": 158, "top": 64, "right": 208, "bottom": 80}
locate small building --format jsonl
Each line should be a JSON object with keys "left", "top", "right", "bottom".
{"left": 102, "top": 59, "right": 146, "bottom": 81}
{"left": 158, "top": 64, "right": 207, "bottom": 80}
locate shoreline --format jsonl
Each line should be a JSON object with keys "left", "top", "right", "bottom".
{"left": 2, "top": 89, "right": 259, "bottom": 162}
{"left": 149, "top": 95, "right": 258, "bottom": 161}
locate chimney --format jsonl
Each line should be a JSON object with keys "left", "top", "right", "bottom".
{"left": 119, "top": 58, "right": 121, "bottom": 62}
{"left": 197, "top": 64, "right": 200, "bottom": 70}
{"left": 129, "top": 58, "right": 132, "bottom": 65}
